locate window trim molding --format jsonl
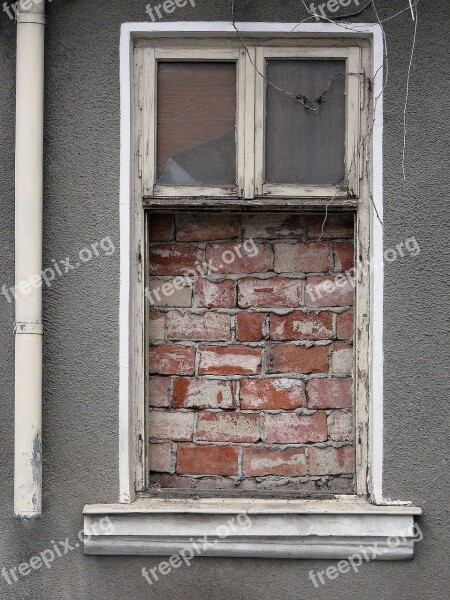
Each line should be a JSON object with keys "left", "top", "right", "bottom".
{"left": 119, "top": 19, "right": 386, "bottom": 506}
{"left": 83, "top": 497, "right": 421, "bottom": 558}
{"left": 107, "top": 23, "right": 420, "bottom": 560}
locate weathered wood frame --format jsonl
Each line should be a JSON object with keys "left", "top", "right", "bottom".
{"left": 141, "top": 47, "right": 247, "bottom": 198}
{"left": 134, "top": 39, "right": 370, "bottom": 498}
{"left": 120, "top": 24, "right": 386, "bottom": 509}
{"left": 139, "top": 41, "right": 361, "bottom": 201}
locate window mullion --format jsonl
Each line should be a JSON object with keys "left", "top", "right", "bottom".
{"left": 242, "top": 46, "right": 256, "bottom": 199}
{"left": 254, "top": 47, "right": 265, "bottom": 197}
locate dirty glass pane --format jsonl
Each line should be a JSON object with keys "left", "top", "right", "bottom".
{"left": 265, "top": 59, "right": 346, "bottom": 185}
{"left": 157, "top": 62, "right": 236, "bottom": 186}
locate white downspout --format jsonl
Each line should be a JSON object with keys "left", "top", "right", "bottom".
{"left": 14, "top": 4, "right": 46, "bottom": 519}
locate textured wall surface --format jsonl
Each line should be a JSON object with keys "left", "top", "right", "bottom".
{"left": 0, "top": 0, "right": 448, "bottom": 599}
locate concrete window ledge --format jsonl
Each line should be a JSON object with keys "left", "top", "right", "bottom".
{"left": 83, "top": 496, "right": 421, "bottom": 559}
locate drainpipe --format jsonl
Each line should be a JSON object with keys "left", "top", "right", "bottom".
{"left": 14, "top": 2, "right": 46, "bottom": 519}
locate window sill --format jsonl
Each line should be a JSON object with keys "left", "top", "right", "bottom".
{"left": 83, "top": 495, "right": 421, "bottom": 559}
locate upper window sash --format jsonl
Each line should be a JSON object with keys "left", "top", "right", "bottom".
{"left": 139, "top": 47, "right": 247, "bottom": 198}
{"left": 138, "top": 45, "right": 361, "bottom": 200}
{"left": 255, "top": 46, "right": 361, "bottom": 199}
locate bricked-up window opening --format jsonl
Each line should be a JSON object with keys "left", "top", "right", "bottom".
{"left": 157, "top": 62, "right": 237, "bottom": 186}
{"left": 147, "top": 212, "right": 355, "bottom": 493}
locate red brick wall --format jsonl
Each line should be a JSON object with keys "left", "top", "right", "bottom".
{"left": 147, "top": 212, "right": 355, "bottom": 493}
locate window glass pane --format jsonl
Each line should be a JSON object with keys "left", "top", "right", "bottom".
{"left": 157, "top": 62, "right": 236, "bottom": 186}
{"left": 265, "top": 60, "right": 346, "bottom": 185}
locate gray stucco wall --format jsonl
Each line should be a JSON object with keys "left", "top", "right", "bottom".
{"left": 0, "top": 0, "right": 448, "bottom": 598}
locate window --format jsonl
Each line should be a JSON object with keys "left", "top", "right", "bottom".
{"left": 138, "top": 38, "right": 363, "bottom": 496}
{"left": 255, "top": 47, "right": 360, "bottom": 197}
{"left": 139, "top": 45, "right": 361, "bottom": 199}
{"left": 264, "top": 59, "right": 346, "bottom": 185}
{"left": 83, "top": 23, "right": 421, "bottom": 559}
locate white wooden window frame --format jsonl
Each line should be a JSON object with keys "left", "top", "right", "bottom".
{"left": 140, "top": 43, "right": 361, "bottom": 200}
{"left": 82, "top": 22, "right": 421, "bottom": 559}
{"left": 142, "top": 47, "right": 247, "bottom": 198}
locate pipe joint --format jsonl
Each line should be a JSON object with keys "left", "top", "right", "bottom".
{"left": 16, "top": 13, "right": 46, "bottom": 25}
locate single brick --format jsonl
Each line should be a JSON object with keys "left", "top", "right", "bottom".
{"left": 205, "top": 242, "right": 270, "bottom": 274}
{"left": 149, "top": 442, "right": 173, "bottom": 473}
{"left": 149, "top": 244, "right": 202, "bottom": 276}
{"left": 148, "top": 410, "right": 194, "bottom": 441}
{"left": 307, "top": 214, "right": 354, "bottom": 239}
{"left": 147, "top": 277, "right": 192, "bottom": 308}
{"left": 240, "top": 378, "right": 304, "bottom": 410}
{"left": 197, "top": 412, "right": 260, "bottom": 442}
{"left": 243, "top": 447, "right": 307, "bottom": 476}
{"left": 195, "top": 278, "right": 235, "bottom": 308}
{"left": 270, "top": 311, "right": 333, "bottom": 341}
{"left": 177, "top": 444, "right": 239, "bottom": 476}
{"left": 176, "top": 213, "right": 240, "bottom": 241}
{"left": 308, "top": 445, "right": 355, "bottom": 475}
{"left": 273, "top": 242, "right": 330, "bottom": 273}
{"left": 149, "top": 376, "right": 171, "bottom": 408}
{"left": 331, "top": 343, "right": 353, "bottom": 376}
{"left": 148, "top": 474, "right": 195, "bottom": 489}
{"left": 325, "top": 477, "right": 355, "bottom": 493}
{"left": 199, "top": 345, "right": 261, "bottom": 375}
{"left": 267, "top": 344, "right": 329, "bottom": 375}
{"left": 328, "top": 411, "right": 353, "bottom": 441}
{"left": 236, "top": 312, "right": 266, "bottom": 342}
{"left": 238, "top": 277, "right": 302, "bottom": 308}
{"left": 336, "top": 309, "right": 354, "bottom": 340}
{"left": 149, "top": 312, "right": 165, "bottom": 341}
{"left": 256, "top": 477, "right": 316, "bottom": 492}
{"left": 149, "top": 344, "right": 195, "bottom": 375}
{"left": 263, "top": 412, "right": 327, "bottom": 443}
{"left": 166, "top": 312, "right": 231, "bottom": 341}
{"left": 306, "top": 378, "right": 353, "bottom": 409}
{"left": 305, "top": 275, "right": 354, "bottom": 307}
{"left": 333, "top": 242, "right": 354, "bottom": 271}
{"left": 173, "top": 378, "right": 236, "bottom": 409}
{"left": 149, "top": 214, "right": 173, "bottom": 241}
{"left": 242, "top": 214, "right": 303, "bottom": 239}
{"left": 193, "top": 477, "right": 251, "bottom": 490}
{"left": 149, "top": 474, "right": 241, "bottom": 490}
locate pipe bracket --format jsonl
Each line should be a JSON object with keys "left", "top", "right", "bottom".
{"left": 15, "top": 322, "right": 44, "bottom": 335}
